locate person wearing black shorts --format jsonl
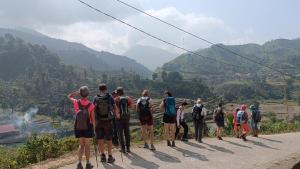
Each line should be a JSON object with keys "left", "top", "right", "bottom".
{"left": 160, "top": 91, "right": 176, "bottom": 147}
{"left": 93, "top": 84, "right": 116, "bottom": 164}
{"left": 68, "top": 86, "right": 94, "bottom": 169}
{"left": 136, "top": 90, "right": 156, "bottom": 151}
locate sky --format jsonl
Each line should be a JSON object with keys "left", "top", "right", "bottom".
{"left": 0, "top": 0, "right": 299, "bottom": 54}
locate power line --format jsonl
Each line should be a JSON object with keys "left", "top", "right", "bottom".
{"left": 114, "top": 0, "right": 291, "bottom": 77}
{"left": 77, "top": 0, "right": 244, "bottom": 69}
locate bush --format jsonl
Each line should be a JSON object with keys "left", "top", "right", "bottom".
{"left": 58, "top": 136, "right": 79, "bottom": 153}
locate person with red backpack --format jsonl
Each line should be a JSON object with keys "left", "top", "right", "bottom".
{"left": 68, "top": 86, "right": 94, "bottom": 169}
{"left": 136, "top": 90, "right": 156, "bottom": 151}
{"left": 115, "top": 87, "right": 134, "bottom": 153}
{"left": 93, "top": 84, "right": 117, "bottom": 163}
{"left": 160, "top": 91, "right": 176, "bottom": 147}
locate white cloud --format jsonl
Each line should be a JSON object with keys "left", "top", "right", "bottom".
{"left": 6, "top": 3, "right": 257, "bottom": 54}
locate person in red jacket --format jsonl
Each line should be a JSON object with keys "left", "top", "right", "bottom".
{"left": 68, "top": 86, "right": 94, "bottom": 169}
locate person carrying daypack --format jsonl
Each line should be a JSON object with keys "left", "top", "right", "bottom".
{"left": 93, "top": 84, "right": 116, "bottom": 163}
{"left": 111, "top": 90, "right": 119, "bottom": 146}
{"left": 250, "top": 104, "right": 261, "bottom": 137}
{"left": 136, "top": 90, "right": 156, "bottom": 151}
{"left": 214, "top": 102, "right": 226, "bottom": 140}
{"left": 236, "top": 104, "right": 249, "bottom": 141}
{"left": 175, "top": 102, "right": 189, "bottom": 142}
{"left": 233, "top": 108, "right": 241, "bottom": 138}
{"left": 68, "top": 86, "right": 94, "bottom": 169}
{"left": 160, "top": 91, "right": 176, "bottom": 147}
{"left": 115, "top": 87, "right": 134, "bottom": 153}
{"left": 192, "top": 98, "right": 206, "bottom": 143}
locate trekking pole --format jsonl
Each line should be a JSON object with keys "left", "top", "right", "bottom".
{"left": 117, "top": 130, "right": 124, "bottom": 162}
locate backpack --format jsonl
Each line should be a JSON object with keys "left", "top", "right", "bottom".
{"left": 164, "top": 97, "right": 176, "bottom": 116}
{"left": 192, "top": 104, "right": 204, "bottom": 120}
{"left": 214, "top": 108, "right": 223, "bottom": 121}
{"left": 118, "top": 96, "right": 130, "bottom": 118}
{"left": 236, "top": 110, "right": 247, "bottom": 124}
{"left": 94, "top": 94, "right": 114, "bottom": 122}
{"left": 138, "top": 97, "right": 152, "bottom": 120}
{"left": 75, "top": 100, "right": 91, "bottom": 131}
{"left": 252, "top": 109, "right": 261, "bottom": 122}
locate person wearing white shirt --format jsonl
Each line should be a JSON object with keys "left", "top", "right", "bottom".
{"left": 175, "top": 102, "right": 189, "bottom": 142}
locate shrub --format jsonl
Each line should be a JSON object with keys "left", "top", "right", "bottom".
{"left": 58, "top": 136, "right": 79, "bottom": 153}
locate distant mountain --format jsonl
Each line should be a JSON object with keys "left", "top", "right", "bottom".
{"left": 0, "top": 27, "right": 152, "bottom": 77}
{"left": 124, "top": 45, "right": 177, "bottom": 71}
{"left": 159, "top": 38, "right": 300, "bottom": 83}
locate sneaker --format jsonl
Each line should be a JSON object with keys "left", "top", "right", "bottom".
{"left": 150, "top": 144, "right": 156, "bottom": 151}
{"left": 126, "top": 147, "right": 131, "bottom": 153}
{"left": 197, "top": 140, "right": 203, "bottom": 143}
{"left": 101, "top": 154, "right": 106, "bottom": 163}
{"left": 143, "top": 143, "right": 149, "bottom": 149}
{"left": 171, "top": 141, "right": 176, "bottom": 147}
{"left": 242, "top": 135, "right": 247, "bottom": 141}
{"left": 181, "top": 138, "right": 188, "bottom": 142}
{"left": 85, "top": 163, "right": 93, "bottom": 169}
{"left": 76, "top": 162, "right": 84, "bottom": 169}
{"left": 167, "top": 140, "right": 171, "bottom": 146}
{"left": 107, "top": 155, "right": 115, "bottom": 164}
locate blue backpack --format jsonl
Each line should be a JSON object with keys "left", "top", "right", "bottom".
{"left": 164, "top": 97, "right": 176, "bottom": 116}
{"left": 236, "top": 110, "right": 247, "bottom": 124}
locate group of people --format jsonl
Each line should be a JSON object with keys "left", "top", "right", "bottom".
{"left": 68, "top": 84, "right": 261, "bottom": 169}
{"left": 213, "top": 102, "right": 262, "bottom": 141}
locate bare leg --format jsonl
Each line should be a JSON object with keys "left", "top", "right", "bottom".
{"left": 164, "top": 123, "right": 169, "bottom": 141}
{"left": 85, "top": 138, "right": 91, "bottom": 163}
{"left": 98, "top": 139, "right": 105, "bottom": 154}
{"left": 141, "top": 125, "right": 147, "bottom": 144}
{"left": 78, "top": 138, "right": 85, "bottom": 162}
{"left": 107, "top": 140, "right": 113, "bottom": 156}
{"left": 149, "top": 125, "right": 154, "bottom": 145}
{"left": 170, "top": 123, "right": 176, "bottom": 141}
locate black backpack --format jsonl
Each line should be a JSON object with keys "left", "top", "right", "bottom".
{"left": 94, "top": 94, "right": 114, "bottom": 123}
{"left": 75, "top": 100, "right": 91, "bottom": 131}
{"left": 214, "top": 108, "right": 223, "bottom": 121}
{"left": 118, "top": 96, "right": 129, "bottom": 119}
{"left": 252, "top": 109, "right": 261, "bottom": 122}
{"left": 192, "top": 104, "right": 204, "bottom": 120}
{"left": 138, "top": 97, "right": 152, "bottom": 120}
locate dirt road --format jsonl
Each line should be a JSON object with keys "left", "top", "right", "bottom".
{"left": 60, "top": 132, "right": 300, "bottom": 169}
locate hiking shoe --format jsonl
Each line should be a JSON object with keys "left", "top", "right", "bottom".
{"left": 171, "top": 141, "right": 176, "bottom": 147}
{"left": 242, "top": 135, "right": 247, "bottom": 141}
{"left": 101, "top": 154, "right": 106, "bottom": 163}
{"left": 85, "top": 163, "right": 93, "bottom": 169}
{"left": 76, "top": 162, "right": 84, "bottom": 169}
{"left": 144, "top": 143, "right": 149, "bottom": 149}
{"left": 198, "top": 140, "right": 203, "bottom": 143}
{"left": 126, "top": 147, "right": 131, "bottom": 153}
{"left": 218, "top": 136, "right": 223, "bottom": 140}
{"left": 107, "top": 155, "right": 115, "bottom": 164}
{"left": 181, "top": 138, "right": 188, "bottom": 142}
{"left": 167, "top": 140, "right": 171, "bottom": 146}
{"left": 150, "top": 144, "right": 156, "bottom": 151}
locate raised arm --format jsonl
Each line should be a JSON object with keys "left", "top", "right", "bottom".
{"left": 67, "top": 91, "right": 79, "bottom": 102}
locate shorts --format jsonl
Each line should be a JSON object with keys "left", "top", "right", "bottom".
{"left": 140, "top": 116, "right": 154, "bottom": 126}
{"left": 163, "top": 114, "right": 176, "bottom": 124}
{"left": 215, "top": 118, "right": 225, "bottom": 127}
{"left": 95, "top": 120, "right": 113, "bottom": 140}
{"left": 74, "top": 122, "right": 94, "bottom": 138}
